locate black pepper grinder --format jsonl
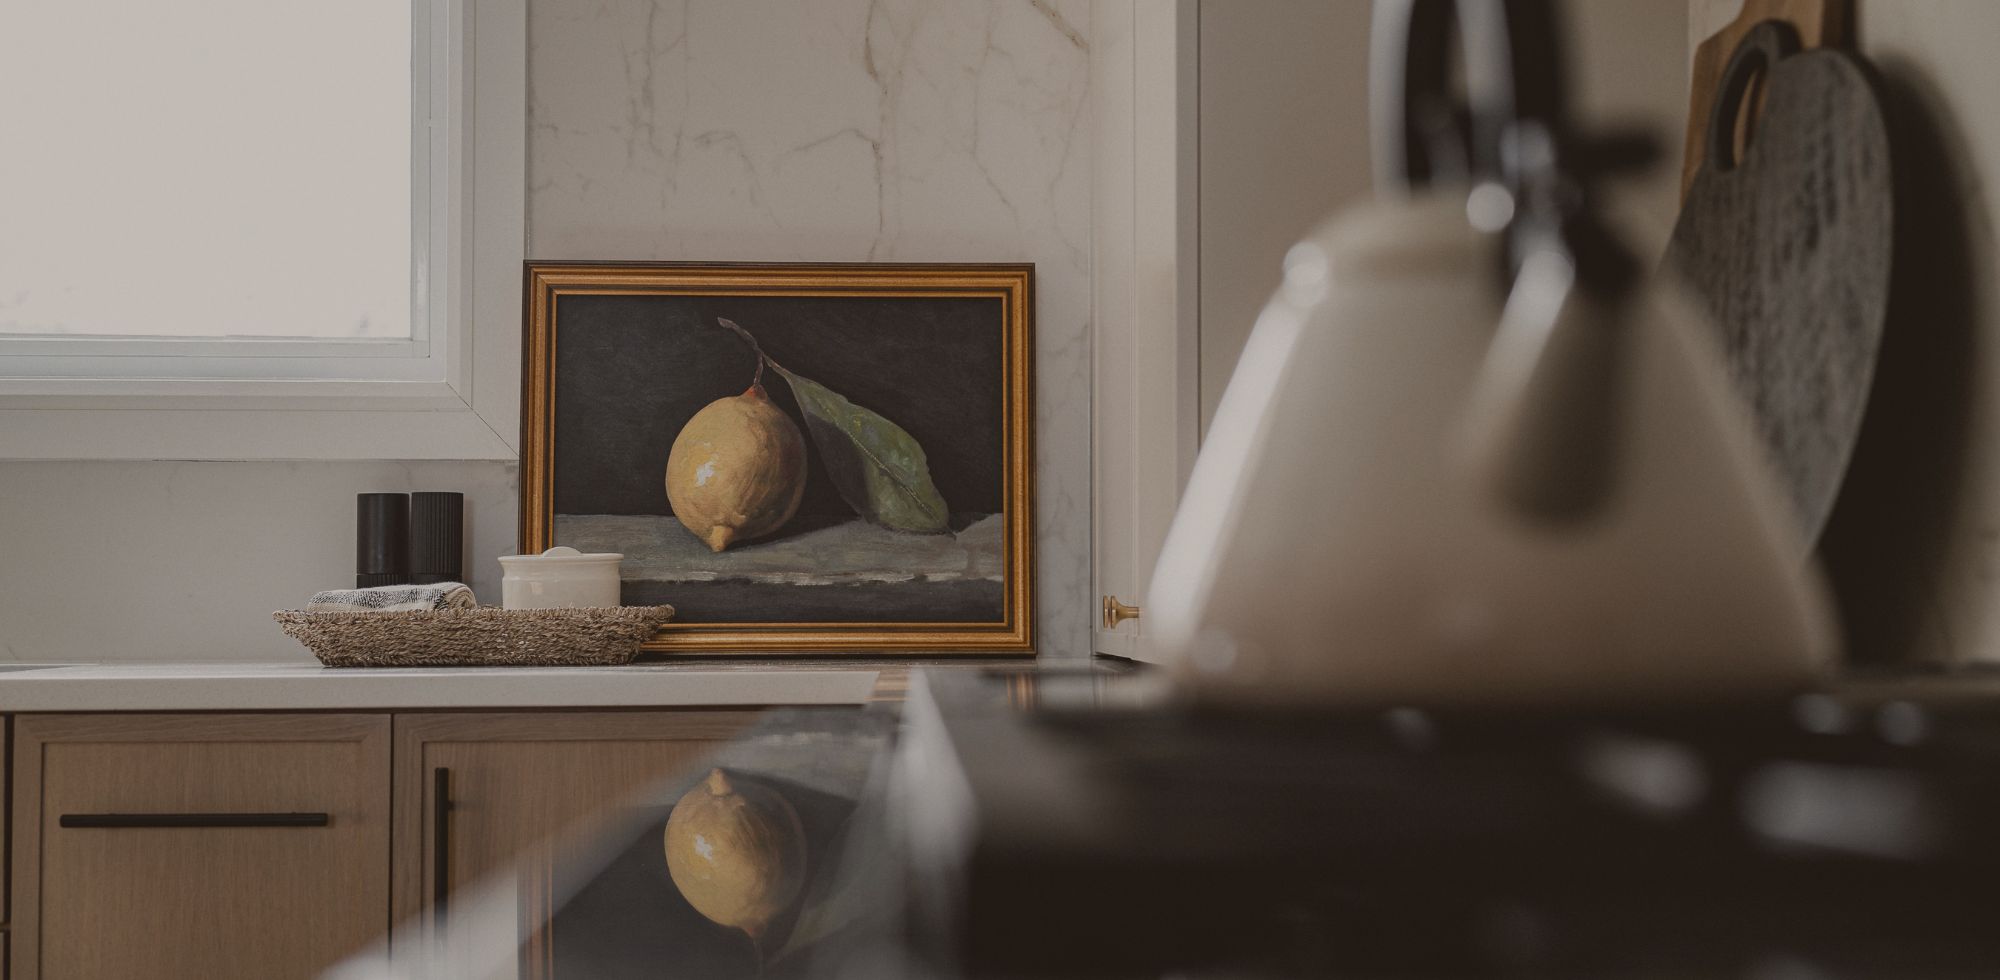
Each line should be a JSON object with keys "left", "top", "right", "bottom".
{"left": 408, "top": 491, "right": 465, "bottom": 585}
{"left": 356, "top": 492, "right": 410, "bottom": 587}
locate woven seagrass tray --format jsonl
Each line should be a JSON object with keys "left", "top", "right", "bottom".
{"left": 273, "top": 605, "right": 675, "bottom": 667}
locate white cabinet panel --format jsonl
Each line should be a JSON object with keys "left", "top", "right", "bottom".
{"left": 1090, "top": 0, "right": 1201, "bottom": 660}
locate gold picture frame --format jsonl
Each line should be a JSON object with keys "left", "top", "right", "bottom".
{"left": 520, "top": 262, "right": 1034, "bottom": 654}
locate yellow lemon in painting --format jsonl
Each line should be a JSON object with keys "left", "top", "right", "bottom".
{"left": 663, "top": 768, "right": 808, "bottom": 939}
{"left": 665, "top": 384, "right": 807, "bottom": 552}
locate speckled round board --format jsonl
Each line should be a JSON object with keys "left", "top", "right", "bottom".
{"left": 1665, "top": 21, "right": 1892, "bottom": 548}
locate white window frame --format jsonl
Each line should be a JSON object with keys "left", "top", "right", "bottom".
{"left": 0, "top": 0, "right": 525, "bottom": 461}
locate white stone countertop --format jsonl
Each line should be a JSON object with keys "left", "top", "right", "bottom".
{"left": 0, "top": 661, "right": 885, "bottom": 712}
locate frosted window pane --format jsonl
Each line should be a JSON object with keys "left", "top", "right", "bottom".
{"left": 0, "top": 2, "right": 412, "bottom": 339}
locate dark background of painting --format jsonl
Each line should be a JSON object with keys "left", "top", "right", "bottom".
{"left": 552, "top": 293, "right": 1006, "bottom": 521}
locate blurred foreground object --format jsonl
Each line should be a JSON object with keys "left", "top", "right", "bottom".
{"left": 1147, "top": 0, "right": 1835, "bottom": 706}
{"left": 903, "top": 670, "right": 2000, "bottom": 978}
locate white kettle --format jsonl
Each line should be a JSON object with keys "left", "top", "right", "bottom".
{"left": 1145, "top": 0, "right": 1837, "bottom": 706}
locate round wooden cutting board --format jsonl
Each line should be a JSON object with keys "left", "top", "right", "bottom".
{"left": 1665, "top": 21, "right": 1892, "bottom": 548}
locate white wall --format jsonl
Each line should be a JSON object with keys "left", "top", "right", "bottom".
{"left": 0, "top": 0, "right": 1093, "bottom": 663}
{"left": 1686, "top": 0, "right": 2000, "bottom": 665}
{"left": 1194, "top": 1, "right": 1373, "bottom": 435}
{"left": 0, "top": 461, "right": 517, "bottom": 663}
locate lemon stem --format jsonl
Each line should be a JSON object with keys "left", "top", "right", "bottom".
{"left": 718, "top": 317, "right": 794, "bottom": 389}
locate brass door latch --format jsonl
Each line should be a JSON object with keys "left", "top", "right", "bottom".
{"left": 1102, "top": 595, "right": 1142, "bottom": 629}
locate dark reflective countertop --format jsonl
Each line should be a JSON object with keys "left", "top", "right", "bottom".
{"left": 361, "top": 666, "right": 2000, "bottom": 979}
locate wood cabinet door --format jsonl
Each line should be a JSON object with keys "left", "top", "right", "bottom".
{"left": 390, "top": 711, "right": 758, "bottom": 962}
{"left": 12, "top": 714, "right": 391, "bottom": 980}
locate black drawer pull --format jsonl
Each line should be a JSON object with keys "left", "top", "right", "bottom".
{"left": 59, "top": 812, "right": 330, "bottom": 829}
{"left": 434, "top": 766, "right": 454, "bottom": 932}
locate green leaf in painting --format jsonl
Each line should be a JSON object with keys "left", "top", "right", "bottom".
{"left": 768, "top": 364, "right": 951, "bottom": 533}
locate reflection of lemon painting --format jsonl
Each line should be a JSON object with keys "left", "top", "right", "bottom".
{"left": 664, "top": 379, "right": 807, "bottom": 552}
{"left": 663, "top": 768, "right": 808, "bottom": 941}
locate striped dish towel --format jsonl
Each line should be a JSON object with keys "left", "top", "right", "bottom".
{"left": 306, "top": 583, "right": 477, "bottom": 614}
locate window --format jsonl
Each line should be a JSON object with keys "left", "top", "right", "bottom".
{"left": 0, "top": 0, "right": 526, "bottom": 460}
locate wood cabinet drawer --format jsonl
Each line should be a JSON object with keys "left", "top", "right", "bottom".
{"left": 12, "top": 714, "right": 390, "bottom": 980}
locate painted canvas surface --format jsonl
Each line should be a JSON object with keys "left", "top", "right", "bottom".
{"left": 540, "top": 278, "right": 1024, "bottom": 641}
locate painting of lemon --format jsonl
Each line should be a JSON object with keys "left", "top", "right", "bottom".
{"left": 544, "top": 278, "right": 1028, "bottom": 636}
{"left": 664, "top": 381, "right": 808, "bottom": 552}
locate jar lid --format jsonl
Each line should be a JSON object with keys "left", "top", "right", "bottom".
{"left": 499, "top": 546, "right": 624, "bottom": 565}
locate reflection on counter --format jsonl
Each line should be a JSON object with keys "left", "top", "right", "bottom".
{"left": 663, "top": 769, "right": 809, "bottom": 948}
{"left": 541, "top": 707, "right": 898, "bottom": 979}
{"left": 334, "top": 666, "right": 2000, "bottom": 979}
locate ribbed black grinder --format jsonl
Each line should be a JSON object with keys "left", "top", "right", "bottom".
{"left": 356, "top": 492, "right": 410, "bottom": 588}
{"left": 408, "top": 491, "right": 465, "bottom": 585}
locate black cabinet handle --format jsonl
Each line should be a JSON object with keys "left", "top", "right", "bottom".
{"left": 59, "top": 812, "right": 330, "bottom": 828}
{"left": 433, "top": 766, "right": 453, "bottom": 932}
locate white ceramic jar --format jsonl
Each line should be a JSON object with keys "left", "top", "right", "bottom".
{"left": 499, "top": 546, "right": 624, "bottom": 609}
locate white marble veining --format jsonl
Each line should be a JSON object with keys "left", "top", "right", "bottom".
{"left": 528, "top": 0, "right": 1093, "bottom": 658}
{"left": 0, "top": 661, "right": 879, "bottom": 711}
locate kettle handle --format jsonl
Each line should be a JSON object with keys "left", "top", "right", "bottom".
{"left": 1369, "top": 0, "right": 1566, "bottom": 195}
{"left": 1381, "top": 1, "right": 1647, "bottom": 526}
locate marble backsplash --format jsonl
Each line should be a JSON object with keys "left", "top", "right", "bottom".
{"left": 527, "top": 0, "right": 1092, "bottom": 657}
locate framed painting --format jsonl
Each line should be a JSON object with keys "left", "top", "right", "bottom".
{"left": 520, "top": 262, "right": 1034, "bottom": 654}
